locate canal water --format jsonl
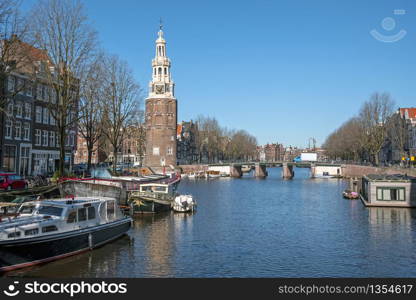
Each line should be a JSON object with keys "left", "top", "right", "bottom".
{"left": 7, "top": 167, "right": 416, "bottom": 277}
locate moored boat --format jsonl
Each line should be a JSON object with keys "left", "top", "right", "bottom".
{"left": 0, "top": 197, "right": 132, "bottom": 273}
{"left": 172, "top": 195, "right": 196, "bottom": 213}
{"left": 206, "top": 170, "right": 221, "bottom": 179}
{"left": 129, "top": 183, "right": 176, "bottom": 214}
{"left": 343, "top": 190, "right": 359, "bottom": 199}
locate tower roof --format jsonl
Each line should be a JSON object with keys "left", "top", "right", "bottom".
{"left": 156, "top": 29, "right": 165, "bottom": 43}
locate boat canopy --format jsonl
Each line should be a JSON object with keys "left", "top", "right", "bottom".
{"left": 139, "top": 183, "right": 171, "bottom": 194}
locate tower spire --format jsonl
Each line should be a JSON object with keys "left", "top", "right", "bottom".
{"left": 159, "top": 17, "right": 163, "bottom": 30}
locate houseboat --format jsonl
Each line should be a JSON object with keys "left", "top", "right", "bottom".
{"left": 311, "top": 164, "right": 342, "bottom": 178}
{"left": 129, "top": 183, "right": 176, "bottom": 213}
{"left": 0, "top": 197, "right": 132, "bottom": 273}
{"left": 360, "top": 174, "right": 416, "bottom": 207}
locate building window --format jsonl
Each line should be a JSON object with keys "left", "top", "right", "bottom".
{"left": 17, "top": 78, "right": 24, "bottom": 94}
{"left": 376, "top": 187, "right": 405, "bottom": 201}
{"left": 167, "top": 146, "right": 173, "bottom": 155}
{"left": 15, "top": 102, "right": 22, "bottom": 118}
{"left": 35, "top": 106, "right": 42, "bottom": 123}
{"left": 5, "top": 120, "right": 12, "bottom": 139}
{"left": 49, "top": 112, "right": 56, "bottom": 125}
{"left": 43, "top": 107, "right": 49, "bottom": 124}
{"left": 14, "top": 121, "right": 21, "bottom": 140}
{"left": 37, "top": 84, "right": 44, "bottom": 100}
{"left": 7, "top": 76, "right": 15, "bottom": 92}
{"left": 20, "top": 146, "right": 30, "bottom": 176}
{"left": 49, "top": 131, "right": 55, "bottom": 147}
{"left": 2, "top": 145, "right": 16, "bottom": 172}
{"left": 6, "top": 103, "right": 13, "bottom": 116}
{"left": 35, "top": 129, "right": 41, "bottom": 146}
{"left": 51, "top": 89, "right": 57, "bottom": 104}
{"left": 26, "top": 82, "right": 33, "bottom": 97}
{"left": 153, "top": 147, "right": 160, "bottom": 155}
{"left": 42, "top": 130, "right": 48, "bottom": 146}
{"left": 24, "top": 103, "right": 31, "bottom": 119}
{"left": 23, "top": 123, "right": 30, "bottom": 141}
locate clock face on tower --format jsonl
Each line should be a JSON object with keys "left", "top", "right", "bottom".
{"left": 155, "top": 84, "right": 164, "bottom": 94}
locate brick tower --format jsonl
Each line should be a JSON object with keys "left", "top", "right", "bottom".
{"left": 144, "top": 24, "right": 177, "bottom": 168}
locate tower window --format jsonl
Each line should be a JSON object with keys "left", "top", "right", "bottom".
{"left": 153, "top": 147, "right": 160, "bottom": 156}
{"left": 164, "top": 68, "right": 167, "bottom": 75}
{"left": 158, "top": 67, "right": 162, "bottom": 75}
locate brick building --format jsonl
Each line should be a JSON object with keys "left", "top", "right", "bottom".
{"left": 257, "top": 143, "right": 285, "bottom": 162}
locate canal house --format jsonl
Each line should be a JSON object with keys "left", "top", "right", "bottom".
{"left": 361, "top": 174, "right": 416, "bottom": 208}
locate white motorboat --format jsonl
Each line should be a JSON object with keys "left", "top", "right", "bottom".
{"left": 172, "top": 195, "right": 196, "bottom": 213}
{"left": 0, "top": 197, "right": 132, "bottom": 273}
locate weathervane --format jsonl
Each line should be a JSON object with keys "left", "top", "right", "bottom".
{"left": 159, "top": 17, "right": 163, "bottom": 30}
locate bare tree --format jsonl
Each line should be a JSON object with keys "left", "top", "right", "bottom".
{"left": 101, "top": 55, "right": 141, "bottom": 174}
{"left": 359, "top": 92, "right": 395, "bottom": 165}
{"left": 194, "top": 115, "right": 258, "bottom": 163}
{"left": 78, "top": 56, "right": 105, "bottom": 171}
{"left": 0, "top": 0, "right": 31, "bottom": 107}
{"left": 29, "top": 0, "right": 98, "bottom": 175}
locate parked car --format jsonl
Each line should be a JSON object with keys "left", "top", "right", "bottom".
{"left": 0, "top": 173, "right": 28, "bottom": 191}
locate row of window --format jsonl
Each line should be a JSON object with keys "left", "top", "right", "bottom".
{"left": 67, "top": 206, "right": 96, "bottom": 223}
{"left": 5, "top": 121, "right": 31, "bottom": 141}
{"left": 35, "top": 106, "right": 57, "bottom": 125}
{"left": 33, "top": 130, "right": 76, "bottom": 148}
{"left": 8, "top": 76, "right": 57, "bottom": 103}
{"left": 153, "top": 66, "right": 169, "bottom": 76}
{"left": 6, "top": 102, "right": 31, "bottom": 120}
{"left": 376, "top": 187, "right": 405, "bottom": 201}
{"left": 34, "top": 130, "right": 57, "bottom": 147}
{"left": 7, "top": 225, "right": 58, "bottom": 238}
{"left": 7, "top": 103, "right": 74, "bottom": 127}
{"left": 152, "top": 146, "right": 173, "bottom": 156}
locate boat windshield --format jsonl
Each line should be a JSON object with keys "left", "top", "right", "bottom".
{"left": 141, "top": 185, "right": 167, "bottom": 193}
{"left": 91, "top": 168, "right": 112, "bottom": 179}
{"left": 36, "top": 205, "right": 64, "bottom": 217}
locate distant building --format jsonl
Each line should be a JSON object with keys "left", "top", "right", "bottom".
{"left": 283, "top": 146, "right": 301, "bottom": 161}
{"left": 73, "top": 133, "right": 107, "bottom": 166}
{"left": 256, "top": 143, "right": 284, "bottom": 162}
{"left": 177, "top": 121, "right": 198, "bottom": 165}
{"left": 399, "top": 108, "right": 416, "bottom": 158}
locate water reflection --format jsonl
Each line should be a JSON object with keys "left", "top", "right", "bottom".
{"left": 133, "top": 213, "right": 173, "bottom": 277}
{"left": 368, "top": 207, "right": 414, "bottom": 226}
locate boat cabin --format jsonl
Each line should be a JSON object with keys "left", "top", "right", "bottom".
{"left": 129, "top": 183, "right": 176, "bottom": 202}
{"left": 361, "top": 174, "right": 416, "bottom": 207}
{"left": 0, "top": 197, "right": 122, "bottom": 241}
{"left": 139, "top": 183, "right": 174, "bottom": 195}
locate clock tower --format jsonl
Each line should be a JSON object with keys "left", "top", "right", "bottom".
{"left": 144, "top": 24, "right": 177, "bottom": 168}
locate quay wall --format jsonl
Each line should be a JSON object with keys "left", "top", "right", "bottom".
{"left": 178, "top": 164, "right": 209, "bottom": 174}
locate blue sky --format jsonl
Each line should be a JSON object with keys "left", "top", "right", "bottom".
{"left": 22, "top": 0, "right": 416, "bottom": 147}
